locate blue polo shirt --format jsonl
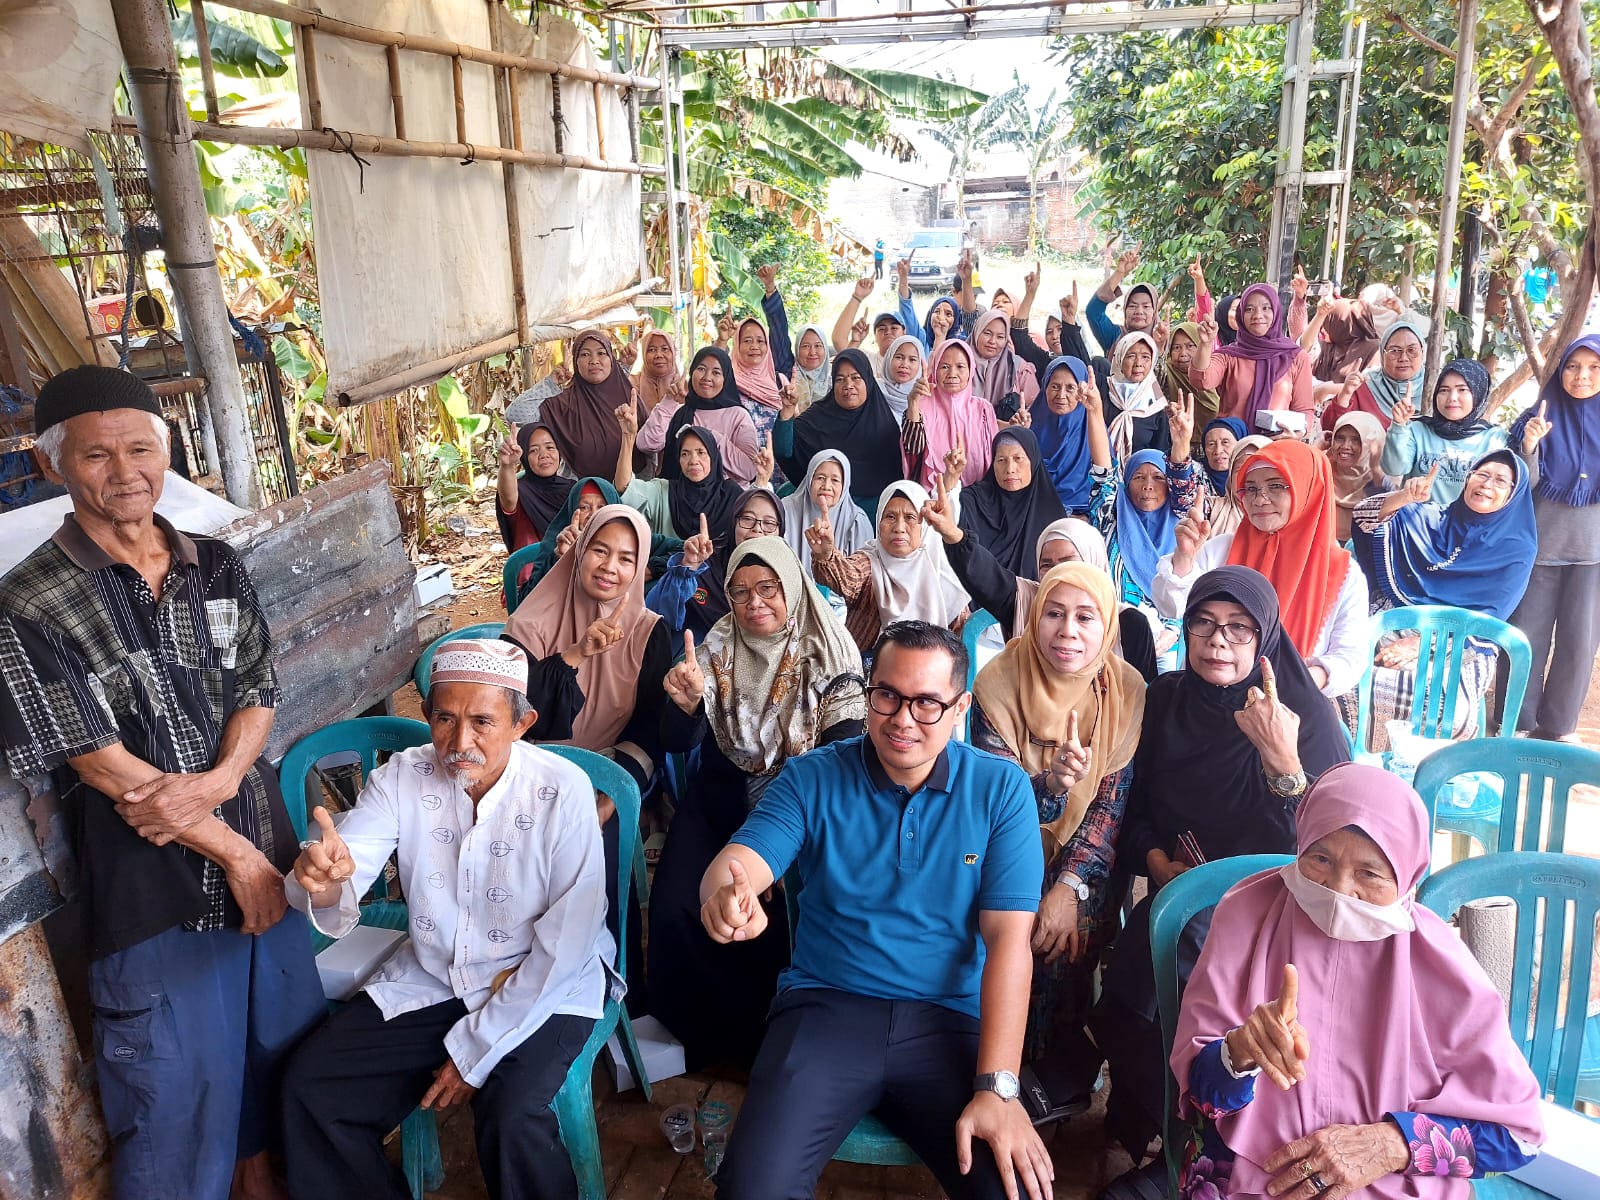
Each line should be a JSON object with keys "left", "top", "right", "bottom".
{"left": 730, "top": 735, "right": 1042, "bottom": 1018}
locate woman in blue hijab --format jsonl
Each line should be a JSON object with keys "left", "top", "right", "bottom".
{"left": 1198, "top": 416, "right": 1248, "bottom": 496}
{"left": 1030, "top": 356, "right": 1095, "bottom": 511}
{"left": 1350, "top": 449, "right": 1538, "bottom": 744}
{"left": 1505, "top": 334, "right": 1600, "bottom": 740}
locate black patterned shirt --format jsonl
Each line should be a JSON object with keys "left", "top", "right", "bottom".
{"left": 0, "top": 514, "right": 293, "bottom": 956}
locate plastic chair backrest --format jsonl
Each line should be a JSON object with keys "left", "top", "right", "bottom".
{"left": 1150, "top": 855, "right": 1293, "bottom": 1197}
{"left": 503, "top": 545, "right": 542, "bottom": 611}
{"left": 538, "top": 745, "right": 641, "bottom": 979}
{"left": 413, "top": 622, "right": 507, "bottom": 699}
{"left": 1418, "top": 852, "right": 1600, "bottom": 1109}
{"left": 277, "top": 716, "right": 433, "bottom": 841}
{"left": 1410, "top": 737, "right": 1597, "bottom": 859}
{"left": 1352, "top": 605, "right": 1531, "bottom": 754}
{"left": 961, "top": 608, "right": 1000, "bottom": 738}
{"left": 962, "top": 608, "right": 1000, "bottom": 693}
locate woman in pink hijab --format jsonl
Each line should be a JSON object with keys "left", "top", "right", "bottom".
{"left": 902, "top": 339, "right": 999, "bottom": 490}
{"left": 1171, "top": 763, "right": 1542, "bottom": 1200}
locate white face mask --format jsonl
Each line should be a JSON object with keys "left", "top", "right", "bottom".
{"left": 1280, "top": 863, "right": 1415, "bottom": 943}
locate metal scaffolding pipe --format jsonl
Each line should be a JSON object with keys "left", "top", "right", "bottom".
{"left": 111, "top": 0, "right": 262, "bottom": 508}
{"left": 1426, "top": 0, "right": 1479, "bottom": 393}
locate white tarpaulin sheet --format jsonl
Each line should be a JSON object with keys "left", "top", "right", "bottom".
{"left": 300, "top": 0, "right": 639, "bottom": 400}
{"left": 0, "top": 0, "right": 121, "bottom": 152}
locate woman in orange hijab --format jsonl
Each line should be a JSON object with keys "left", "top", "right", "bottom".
{"left": 1150, "top": 438, "right": 1370, "bottom": 698}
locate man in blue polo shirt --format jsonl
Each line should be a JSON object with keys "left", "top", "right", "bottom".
{"left": 699, "top": 621, "right": 1051, "bottom": 1200}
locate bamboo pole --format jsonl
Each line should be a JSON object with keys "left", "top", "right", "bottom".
{"left": 111, "top": 0, "right": 260, "bottom": 507}
{"left": 335, "top": 281, "right": 660, "bottom": 406}
{"left": 552, "top": 79, "right": 565, "bottom": 154}
{"left": 211, "top": 0, "right": 658, "bottom": 90}
{"left": 386, "top": 44, "right": 406, "bottom": 139}
{"left": 337, "top": 333, "right": 521, "bottom": 406}
{"left": 190, "top": 1, "right": 222, "bottom": 123}
{"left": 508, "top": 67, "right": 523, "bottom": 151}
{"left": 488, "top": 7, "right": 531, "bottom": 380}
{"left": 452, "top": 56, "right": 467, "bottom": 147}
{"left": 302, "top": 27, "right": 324, "bottom": 128}
{"left": 118, "top": 117, "right": 666, "bottom": 177}
{"left": 594, "top": 83, "right": 607, "bottom": 160}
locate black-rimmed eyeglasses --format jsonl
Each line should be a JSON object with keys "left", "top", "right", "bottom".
{"left": 865, "top": 684, "right": 962, "bottom": 725}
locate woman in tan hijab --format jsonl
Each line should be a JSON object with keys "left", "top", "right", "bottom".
{"left": 969, "top": 562, "right": 1146, "bottom": 1120}
{"left": 502, "top": 503, "right": 670, "bottom": 786}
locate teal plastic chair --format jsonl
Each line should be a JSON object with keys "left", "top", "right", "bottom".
{"left": 503, "top": 545, "right": 542, "bottom": 611}
{"left": 1351, "top": 605, "right": 1531, "bottom": 759}
{"left": 278, "top": 717, "right": 431, "bottom": 942}
{"left": 278, "top": 717, "right": 442, "bottom": 1197}
{"left": 1410, "top": 737, "right": 1598, "bottom": 866}
{"left": 1151, "top": 855, "right": 1293, "bottom": 1199}
{"left": 961, "top": 608, "right": 1000, "bottom": 738}
{"left": 413, "top": 622, "right": 508, "bottom": 698}
{"left": 782, "top": 866, "right": 923, "bottom": 1167}
{"left": 402, "top": 744, "right": 656, "bottom": 1200}
{"left": 1419, "top": 852, "right": 1600, "bottom": 1116}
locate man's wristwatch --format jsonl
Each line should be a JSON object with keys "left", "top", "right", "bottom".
{"left": 973, "top": 1070, "right": 1021, "bottom": 1101}
{"left": 1058, "top": 873, "right": 1089, "bottom": 902}
{"left": 1265, "top": 768, "right": 1308, "bottom": 797}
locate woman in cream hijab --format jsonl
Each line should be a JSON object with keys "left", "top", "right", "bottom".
{"left": 969, "top": 562, "right": 1146, "bottom": 1116}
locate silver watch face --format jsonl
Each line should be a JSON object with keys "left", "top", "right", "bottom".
{"left": 984, "top": 1070, "right": 1020, "bottom": 1100}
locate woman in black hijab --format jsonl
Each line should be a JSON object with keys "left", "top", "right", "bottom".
{"left": 956, "top": 427, "right": 1068, "bottom": 579}
{"left": 1034, "top": 567, "right": 1350, "bottom": 1191}
{"left": 775, "top": 347, "right": 906, "bottom": 515}
{"left": 494, "top": 421, "right": 574, "bottom": 552}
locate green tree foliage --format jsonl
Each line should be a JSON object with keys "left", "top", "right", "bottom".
{"left": 637, "top": 42, "right": 987, "bottom": 316}
{"left": 1053, "top": 0, "right": 1593, "bottom": 320}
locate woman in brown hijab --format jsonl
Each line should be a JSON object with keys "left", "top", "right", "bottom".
{"left": 539, "top": 331, "right": 649, "bottom": 479}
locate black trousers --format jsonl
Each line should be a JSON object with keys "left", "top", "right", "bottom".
{"left": 1085, "top": 895, "right": 1214, "bottom": 1159}
{"left": 281, "top": 992, "right": 594, "bottom": 1200}
{"left": 647, "top": 759, "right": 789, "bottom": 1070}
{"left": 715, "top": 987, "right": 1010, "bottom": 1200}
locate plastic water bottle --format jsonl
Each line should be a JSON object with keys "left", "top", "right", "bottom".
{"left": 699, "top": 1101, "right": 733, "bottom": 1177}
{"left": 660, "top": 1104, "right": 696, "bottom": 1154}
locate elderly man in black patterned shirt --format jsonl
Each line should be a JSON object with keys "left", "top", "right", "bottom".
{"left": 0, "top": 366, "right": 322, "bottom": 1200}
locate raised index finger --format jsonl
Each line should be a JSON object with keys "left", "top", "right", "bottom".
{"left": 1539, "top": 399, "right": 1548, "bottom": 421}
{"left": 312, "top": 805, "right": 340, "bottom": 839}
{"left": 1424, "top": 461, "right": 1441, "bottom": 484}
{"left": 1259, "top": 656, "right": 1278, "bottom": 705}
{"left": 1278, "top": 962, "right": 1299, "bottom": 1024}
{"left": 699, "top": 512, "right": 709, "bottom": 540}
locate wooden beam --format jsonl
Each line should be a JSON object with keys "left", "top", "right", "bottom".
{"left": 385, "top": 44, "right": 407, "bottom": 139}
{"left": 213, "top": 0, "right": 658, "bottom": 89}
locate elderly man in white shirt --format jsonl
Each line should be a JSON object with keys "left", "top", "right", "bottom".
{"left": 279, "top": 640, "right": 613, "bottom": 1200}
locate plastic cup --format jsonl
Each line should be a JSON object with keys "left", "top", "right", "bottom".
{"left": 660, "top": 1104, "right": 696, "bottom": 1154}
{"left": 699, "top": 1100, "right": 733, "bottom": 1176}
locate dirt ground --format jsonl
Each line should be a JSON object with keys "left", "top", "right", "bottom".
{"left": 394, "top": 506, "right": 1599, "bottom": 1200}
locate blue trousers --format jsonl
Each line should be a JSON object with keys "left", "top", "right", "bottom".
{"left": 89, "top": 910, "right": 324, "bottom": 1200}
{"left": 714, "top": 987, "right": 1010, "bottom": 1200}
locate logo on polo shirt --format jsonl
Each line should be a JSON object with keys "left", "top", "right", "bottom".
{"left": 964, "top": 853, "right": 979, "bottom": 865}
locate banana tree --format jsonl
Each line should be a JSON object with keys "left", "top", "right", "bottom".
{"left": 920, "top": 82, "right": 1027, "bottom": 223}
{"left": 990, "top": 79, "right": 1076, "bottom": 255}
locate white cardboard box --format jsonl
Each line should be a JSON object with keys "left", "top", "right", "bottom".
{"left": 315, "top": 926, "right": 407, "bottom": 1002}
{"left": 1509, "top": 1100, "right": 1600, "bottom": 1200}
{"left": 604, "top": 1014, "right": 686, "bottom": 1092}
{"left": 413, "top": 564, "right": 454, "bottom": 609}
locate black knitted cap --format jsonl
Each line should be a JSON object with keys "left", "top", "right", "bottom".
{"left": 34, "top": 366, "right": 163, "bottom": 435}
